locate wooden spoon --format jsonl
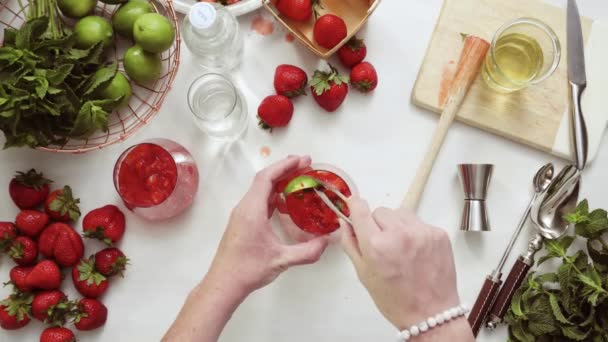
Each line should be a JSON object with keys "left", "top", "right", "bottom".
{"left": 402, "top": 36, "right": 490, "bottom": 210}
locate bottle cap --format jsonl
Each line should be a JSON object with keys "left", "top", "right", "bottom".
{"left": 189, "top": 2, "right": 217, "bottom": 30}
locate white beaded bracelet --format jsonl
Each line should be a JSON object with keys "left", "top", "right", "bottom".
{"left": 395, "top": 304, "right": 469, "bottom": 341}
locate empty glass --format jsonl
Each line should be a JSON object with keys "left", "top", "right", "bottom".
{"left": 188, "top": 73, "right": 248, "bottom": 140}
{"left": 481, "top": 18, "right": 561, "bottom": 93}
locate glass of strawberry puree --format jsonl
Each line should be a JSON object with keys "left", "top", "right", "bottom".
{"left": 113, "top": 139, "right": 199, "bottom": 221}
{"left": 273, "top": 164, "right": 357, "bottom": 243}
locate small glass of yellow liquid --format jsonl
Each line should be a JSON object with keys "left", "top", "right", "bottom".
{"left": 481, "top": 18, "right": 561, "bottom": 93}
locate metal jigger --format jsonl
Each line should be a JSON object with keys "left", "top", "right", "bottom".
{"left": 458, "top": 164, "right": 494, "bottom": 232}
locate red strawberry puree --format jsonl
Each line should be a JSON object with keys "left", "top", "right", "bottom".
{"left": 117, "top": 143, "right": 178, "bottom": 208}
{"left": 275, "top": 166, "right": 354, "bottom": 242}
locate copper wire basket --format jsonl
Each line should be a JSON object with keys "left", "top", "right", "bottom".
{"left": 0, "top": 0, "right": 181, "bottom": 153}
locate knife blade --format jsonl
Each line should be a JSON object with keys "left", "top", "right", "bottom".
{"left": 567, "top": 0, "right": 589, "bottom": 170}
{"left": 568, "top": 0, "right": 587, "bottom": 85}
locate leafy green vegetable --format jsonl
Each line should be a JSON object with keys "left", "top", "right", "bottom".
{"left": 506, "top": 200, "right": 608, "bottom": 341}
{"left": 0, "top": 14, "right": 120, "bottom": 148}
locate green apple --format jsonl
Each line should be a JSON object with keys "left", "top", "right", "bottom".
{"left": 133, "top": 13, "right": 175, "bottom": 53}
{"left": 112, "top": 0, "right": 155, "bottom": 39}
{"left": 97, "top": 72, "right": 132, "bottom": 109}
{"left": 74, "top": 16, "right": 114, "bottom": 49}
{"left": 57, "top": 0, "right": 97, "bottom": 18}
{"left": 124, "top": 45, "right": 162, "bottom": 85}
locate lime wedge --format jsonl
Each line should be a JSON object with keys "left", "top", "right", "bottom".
{"left": 283, "top": 175, "right": 320, "bottom": 195}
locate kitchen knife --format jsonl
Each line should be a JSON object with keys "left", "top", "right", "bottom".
{"left": 567, "top": 0, "right": 589, "bottom": 170}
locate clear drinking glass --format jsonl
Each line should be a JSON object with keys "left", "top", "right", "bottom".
{"left": 481, "top": 18, "right": 561, "bottom": 93}
{"left": 113, "top": 139, "right": 199, "bottom": 221}
{"left": 188, "top": 73, "right": 248, "bottom": 140}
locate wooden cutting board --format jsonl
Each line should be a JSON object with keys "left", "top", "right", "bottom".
{"left": 412, "top": 0, "right": 608, "bottom": 163}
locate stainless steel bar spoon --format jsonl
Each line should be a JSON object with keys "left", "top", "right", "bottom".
{"left": 486, "top": 165, "right": 581, "bottom": 328}
{"left": 468, "top": 163, "right": 554, "bottom": 336}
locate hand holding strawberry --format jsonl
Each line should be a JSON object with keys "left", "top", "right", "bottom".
{"left": 9, "top": 169, "right": 52, "bottom": 209}
{"left": 83, "top": 205, "right": 126, "bottom": 245}
{"left": 310, "top": 64, "right": 349, "bottom": 112}
{"left": 45, "top": 186, "right": 81, "bottom": 222}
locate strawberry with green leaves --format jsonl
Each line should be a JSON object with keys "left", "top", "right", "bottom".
{"left": 95, "top": 247, "right": 129, "bottom": 277}
{"left": 72, "top": 257, "right": 109, "bottom": 298}
{"left": 313, "top": 14, "right": 347, "bottom": 49}
{"left": 40, "top": 327, "right": 76, "bottom": 342}
{"left": 45, "top": 186, "right": 81, "bottom": 222}
{"left": 83, "top": 205, "right": 126, "bottom": 245}
{"left": 337, "top": 37, "right": 367, "bottom": 68}
{"left": 350, "top": 62, "right": 378, "bottom": 93}
{"left": 0, "top": 222, "right": 17, "bottom": 252}
{"left": 8, "top": 236, "right": 38, "bottom": 266}
{"left": 39, "top": 223, "right": 84, "bottom": 268}
{"left": 31, "top": 290, "right": 73, "bottom": 325}
{"left": 9, "top": 169, "right": 52, "bottom": 209}
{"left": 25, "top": 260, "right": 62, "bottom": 290}
{"left": 310, "top": 64, "right": 349, "bottom": 112}
{"left": 274, "top": 64, "right": 308, "bottom": 98}
{"left": 15, "top": 210, "right": 50, "bottom": 238}
{"left": 9, "top": 266, "right": 34, "bottom": 293}
{"left": 74, "top": 298, "right": 107, "bottom": 331}
{"left": 0, "top": 291, "right": 32, "bottom": 330}
{"left": 258, "top": 95, "right": 294, "bottom": 131}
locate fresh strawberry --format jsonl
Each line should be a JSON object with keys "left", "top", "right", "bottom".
{"left": 9, "top": 266, "right": 34, "bottom": 293}
{"left": 25, "top": 260, "right": 62, "bottom": 290}
{"left": 32, "top": 290, "right": 72, "bottom": 325}
{"left": 350, "top": 62, "right": 378, "bottom": 93}
{"left": 337, "top": 37, "right": 367, "bottom": 68}
{"left": 82, "top": 205, "right": 126, "bottom": 245}
{"left": 44, "top": 186, "right": 81, "bottom": 222}
{"left": 274, "top": 64, "right": 308, "bottom": 98}
{"left": 15, "top": 210, "right": 50, "bottom": 238}
{"left": 310, "top": 64, "right": 349, "bottom": 112}
{"left": 9, "top": 169, "right": 52, "bottom": 209}
{"left": 74, "top": 298, "right": 107, "bottom": 331}
{"left": 257, "top": 95, "right": 294, "bottom": 131}
{"left": 95, "top": 248, "right": 129, "bottom": 277}
{"left": 276, "top": 0, "right": 315, "bottom": 22}
{"left": 72, "top": 257, "right": 109, "bottom": 298}
{"left": 0, "top": 292, "right": 32, "bottom": 330}
{"left": 313, "top": 14, "right": 347, "bottom": 49}
{"left": 8, "top": 236, "right": 38, "bottom": 266}
{"left": 0, "top": 222, "right": 17, "bottom": 251}
{"left": 40, "top": 327, "right": 76, "bottom": 342}
{"left": 39, "top": 223, "right": 84, "bottom": 267}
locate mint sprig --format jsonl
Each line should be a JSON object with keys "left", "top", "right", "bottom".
{"left": 506, "top": 200, "right": 608, "bottom": 341}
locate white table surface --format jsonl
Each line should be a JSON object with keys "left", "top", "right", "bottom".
{"left": 1, "top": 1, "right": 608, "bottom": 341}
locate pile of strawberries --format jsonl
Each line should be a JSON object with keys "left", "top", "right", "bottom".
{"left": 257, "top": 39, "right": 378, "bottom": 130}
{"left": 257, "top": 1, "right": 377, "bottom": 131}
{"left": 0, "top": 169, "right": 129, "bottom": 342}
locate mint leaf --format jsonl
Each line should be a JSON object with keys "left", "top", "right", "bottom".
{"left": 83, "top": 62, "right": 118, "bottom": 97}
{"left": 561, "top": 325, "right": 591, "bottom": 341}
{"left": 548, "top": 292, "right": 571, "bottom": 324}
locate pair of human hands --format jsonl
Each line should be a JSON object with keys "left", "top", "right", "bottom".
{"left": 208, "top": 155, "right": 462, "bottom": 331}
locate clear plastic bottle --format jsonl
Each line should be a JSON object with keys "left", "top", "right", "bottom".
{"left": 182, "top": 2, "right": 244, "bottom": 71}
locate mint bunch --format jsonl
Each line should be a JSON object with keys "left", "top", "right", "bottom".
{"left": 506, "top": 200, "right": 608, "bottom": 341}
